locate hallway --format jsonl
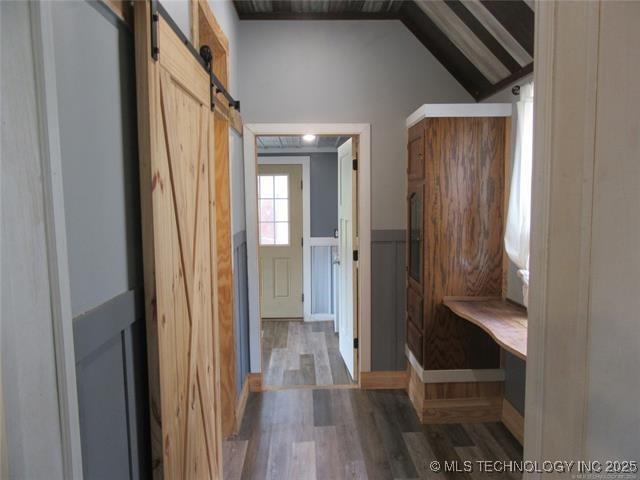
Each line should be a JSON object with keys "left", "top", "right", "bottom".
{"left": 261, "top": 320, "right": 354, "bottom": 387}
{"left": 223, "top": 388, "right": 523, "bottom": 479}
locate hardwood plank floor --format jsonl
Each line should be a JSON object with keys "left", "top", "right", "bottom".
{"left": 224, "top": 389, "right": 523, "bottom": 480}
{"left": 262, "top": 320, "right": 354, "bottom": 387}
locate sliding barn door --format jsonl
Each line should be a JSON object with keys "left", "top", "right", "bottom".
{"left": 135, "top": 3, "right": 222, "bottom": 479}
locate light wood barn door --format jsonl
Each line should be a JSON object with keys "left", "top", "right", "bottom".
{"left": 135, "top": 4, "right": 222, "bottom": 479}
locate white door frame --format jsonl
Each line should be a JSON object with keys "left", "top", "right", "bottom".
{"left": 244, "top": 124, "right": 371, "bottom": 377}
{"left": 28, "top": 2, "right": 83, "bottom": 478}
{"left": 257, "top": 156, "right": 311, "bottom": 321}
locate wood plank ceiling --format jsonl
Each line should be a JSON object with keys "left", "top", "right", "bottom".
{"left": 233, "top": 0, "right": 533, "bottom": 100}
{"left": 257, "top": 135, "right": 350, "bottom": 150}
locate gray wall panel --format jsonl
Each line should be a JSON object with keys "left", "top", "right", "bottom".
{"left": 309, "top": 153, "right": 338, "bottom": 237}
{"left": 371, "top": 230, "right": 407, "bottom": 371}
{"left": 73, "top": 288, "right": 150, "bottom": 480}
{"left": 233, "top": 231, "right": 251, "bottom": 394}
{"left": 73, "top": 289, "right": 142, "bottom": 362}
{"left": 504, "top": 352, "right": 526, "bottom": 416}
{"left": 76, "top": 336, "right": 131, "bottom": 480}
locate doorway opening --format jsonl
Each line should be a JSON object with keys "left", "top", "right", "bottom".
{"left": 257, "top": 136, "right": 354, "bottom": 388}
{"left": 243, "top": 125, "right": 371, "bottom": 390}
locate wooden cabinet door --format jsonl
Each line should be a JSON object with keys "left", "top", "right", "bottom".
{"left": 135, "top": 4, "right": 222, "bottom": 478}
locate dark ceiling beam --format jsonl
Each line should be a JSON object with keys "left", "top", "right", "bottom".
{"left": 480, "top": 0, "right": 534, "bottom": 55}
{"left": 475, "top": 62, "right": 533, "bottom": 101}
{"left": 444, "top": 0, "right": 521, "bottom": 74}
{"left": 232, "top": 0, "right": 535, "bottom": 101}
{"left": 399, "top": 1, "right": 491, "bottom": 100}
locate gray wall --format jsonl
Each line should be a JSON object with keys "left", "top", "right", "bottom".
{"left": 1, "top": 2, "right": 66, "bottom": 477}
{"left": 54, "top": 0, "right": 142, "bottom": 316}
{"left": 240, "top": 21, "right": 471, "bottom": 370}
{"left": 52, "top": 2, "right": 149, "bottom": 478}
{"left": 259, "top": 152, "right": 338, "bottom": 238}
{"left": 238, "top": 20, "right": 473, "bottom": 231}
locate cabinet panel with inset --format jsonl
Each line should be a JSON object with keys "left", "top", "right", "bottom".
{"left": 405, "top": 105, "right": 510, "bottom": 371}
{"left": 408, "top": 123, "right": 425, "bottom": 180}
{"left": 407, "top": 183, "right": 424, "bottom": 291}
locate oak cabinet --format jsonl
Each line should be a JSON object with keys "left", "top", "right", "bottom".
{"left": 405, "top": 104, "right": 512, "bottom": 370}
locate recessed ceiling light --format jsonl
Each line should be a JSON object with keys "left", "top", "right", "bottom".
{"left": 302, "top": 134, "right": 316, "bottom": 143}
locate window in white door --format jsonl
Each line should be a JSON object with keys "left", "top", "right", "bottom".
{"left": 258, "top": 174, "right": 289, "bottom": 245}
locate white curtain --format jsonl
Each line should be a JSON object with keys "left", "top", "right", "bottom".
{"left": 505, "top": 82, "right": 534, "bottom": 306}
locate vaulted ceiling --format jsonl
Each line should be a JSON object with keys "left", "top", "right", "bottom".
{"left": 233, "top": 0, "right": 534, "bottom": 100}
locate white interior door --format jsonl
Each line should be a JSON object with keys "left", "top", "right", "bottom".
{"left": 338, "top": 138, "right": 357, "bottom": 379}
{"left": 258, "top": 164, "right": 304, "bottom": 318}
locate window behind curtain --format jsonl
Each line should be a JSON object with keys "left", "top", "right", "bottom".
{"left": 505, "top": 82, "right": 534, "bottom": 305}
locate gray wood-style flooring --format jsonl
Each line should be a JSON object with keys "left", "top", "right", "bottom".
{"left": 223, "top": 389, "right": 523, "bottom": 480}
{"left": 262, "top": 320, "right": 354, "bottom": 387}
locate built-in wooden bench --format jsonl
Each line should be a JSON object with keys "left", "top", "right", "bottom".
{"left": 443, "top": 296, "right": 528, "bottom": 360}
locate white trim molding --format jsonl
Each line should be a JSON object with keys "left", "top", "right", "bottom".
{"left": 30, "top": 2, "right": 83, "bottom": 478}
{"left": 257, "top": 156, "right": 312, "bottom": 322}
{"left": 308, "top": 236, "right": 338, "bottom": 247}
{"left": 405, "top": 346, "right": 505, "bottom": 383}
{"left": 406, "top": 103, "right": 512, "bottom": 127}
{"left": 244, "top": 123, "right": 372, "bottom": 375}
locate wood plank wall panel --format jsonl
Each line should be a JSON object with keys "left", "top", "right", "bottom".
{"left": 407, "top": 117, "right": 505, "bottom": 371}
{"left": 214, "top": 112, "right": 237, "bottom": 437}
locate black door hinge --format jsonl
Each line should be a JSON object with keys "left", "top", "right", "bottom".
{"left": 352, "top": 158, "right": 358, "bottom": 171}
{"left": 353, "top": 250, "right": 359, "bottom": 262}
{"left": 301, "top": 237, "right": 304, "bottom": 247}
{"left": 302, "top": 293, "right": 305, "bottom": 303}
{"left": 353, "top": 338, "right": 359, "bottom": 349}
